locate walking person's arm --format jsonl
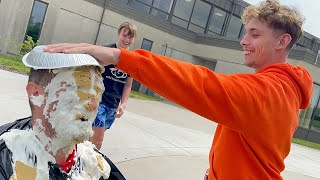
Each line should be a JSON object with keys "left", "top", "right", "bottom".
{"left": 116, "top": 77, "right": 133, "bottom": 118}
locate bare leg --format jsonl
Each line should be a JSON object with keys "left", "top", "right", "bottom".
{"left": 90, "top": 127, "right": 106, "bottom": 150}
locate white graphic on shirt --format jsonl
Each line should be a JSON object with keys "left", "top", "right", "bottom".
{"left": 109, "top": 68, "right": 127, "bottom": 79}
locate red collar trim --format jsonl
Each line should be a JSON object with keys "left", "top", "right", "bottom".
{"left": 58, "top": 145, "right": 77, "bottom": 173}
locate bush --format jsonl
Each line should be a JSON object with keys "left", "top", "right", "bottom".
{"left": 8, "top": 35, "right": 38, "bottom": 59}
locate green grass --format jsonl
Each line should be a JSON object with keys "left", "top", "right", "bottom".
{"left": 129, "top": 90, "right": 162, "bottom": 101}
{"left": 0, "top": 54, "right": 30, "bottom": 74}
{"left": 292, "top": 138, "right": 320, "bottom": 150}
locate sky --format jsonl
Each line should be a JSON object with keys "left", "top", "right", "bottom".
{"left": 244, "top": 0, "right": 320, "bottom": 38}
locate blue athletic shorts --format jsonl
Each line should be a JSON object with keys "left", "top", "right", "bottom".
{"left": 92, "top": 104, "right": 117, "bottom": 129}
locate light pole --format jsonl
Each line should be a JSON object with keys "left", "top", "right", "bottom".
{"left": 315, "top": 49, "right": 320, "bottom": 65}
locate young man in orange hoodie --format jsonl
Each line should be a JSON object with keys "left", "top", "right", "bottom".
{"left": 45, "top": 0, "right": 313, "bottom": 179}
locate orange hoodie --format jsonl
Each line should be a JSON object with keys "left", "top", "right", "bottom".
{"left": 117, "top": 49, "right": 313, "bottom": 179}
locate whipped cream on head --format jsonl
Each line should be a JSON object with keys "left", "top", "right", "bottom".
{"left": 30, "top": 94, "right": 44, "bottom": 107}
{"left": 40, "top": 66, "right": 103, "bottom": 154}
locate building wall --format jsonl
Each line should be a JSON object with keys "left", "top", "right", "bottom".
{"left": 288, "top": 59, "right": 320, "bottom": 84}
{"left": 0, "top": 0, "right": 33, "bottom": 54}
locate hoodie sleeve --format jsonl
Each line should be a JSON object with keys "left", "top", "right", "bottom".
{"left": 116, "top": 49, "right": 312, "bottom": 133}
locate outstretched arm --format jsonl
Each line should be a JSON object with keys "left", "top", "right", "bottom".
{"left": 44, "top": 43, "right": 121, "bottom": 66}
{"left": 44, "top": 43, "right": 300, "bottom": 135}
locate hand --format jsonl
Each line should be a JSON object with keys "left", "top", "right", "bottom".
{"left": 115, "top": 103, "right": 126, "bottom": 118}
{"left": 43, "top": 43, "right": 121, "bottom": 66}
{"left": 204, "top": 168, "right": 209, "bottom": 180}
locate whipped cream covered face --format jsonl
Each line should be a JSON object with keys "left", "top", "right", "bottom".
{"left": 0, "top": 66, "right": 110, "bottom": 180}
{"left": 32, "top": 66, "right": 104, "bottom": 152}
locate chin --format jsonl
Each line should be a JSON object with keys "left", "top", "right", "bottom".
{"left": 72, "top": 131, "right": 93, "bottom": 144}
{"left": 244, "top": 60, "right": 254, "bottom": 68}
{"left": 121, "top": 43, "right": 130, "bottom": 49}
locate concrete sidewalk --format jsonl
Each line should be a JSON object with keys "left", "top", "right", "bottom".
{"left": 1, "top": 69, "right": 320, "bottom": 180}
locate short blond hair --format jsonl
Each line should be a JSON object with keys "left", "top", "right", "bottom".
{"left": 118, "top": 22, "right": 137, "bottom": 38}
{"left": 242, "top": 0, "right": 304, "bottom": 50}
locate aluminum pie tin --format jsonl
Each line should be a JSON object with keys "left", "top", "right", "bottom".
{"left": 22, "top": 45, "right": 104, "bottom": 73}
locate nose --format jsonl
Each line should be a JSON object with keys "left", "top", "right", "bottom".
{"left": 240, "top": 34, "right": 249, "bottom": 47}
{"left": 124, "top": 36, "right": 132, "bottom": 43}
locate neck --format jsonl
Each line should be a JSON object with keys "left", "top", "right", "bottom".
{"left": 116, "top": 43, "right": 129, "bottom": 50}
{"left": 254, "top": 54, "right": 287, "bottom": 72}
{"left": 54, "top": 145, "right": 75, "bottom": 164}
{"left": 32, "top": 117, "right": 76, "bottom": 162}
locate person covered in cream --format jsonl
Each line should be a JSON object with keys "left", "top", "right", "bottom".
{"left": 0, "top": 46, "right": 125, "bottom": 180}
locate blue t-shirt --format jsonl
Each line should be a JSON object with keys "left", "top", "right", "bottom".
{"left": 101, "top": 43, "right": 129, "bottom": 108}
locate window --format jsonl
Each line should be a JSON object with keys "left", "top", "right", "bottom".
{"left": 190, "top": 0, "right": 211, "bottom": 28}
{"left": 119, "top": 0, "right": 129, "bottom": 4}
{"left": 188, "top": 23, "right": 205, "bottom": 33}
{"left": 299, "top": 84, "right": 320, "bottom": 129}
{"left": 171, "top": 0, "right": 195, "bottom": 28}
{"left": 226, "top": 15, "right": 243, "bottom": 38}
{"left": 129, "top": 0, "right": 152, "bottom": 13}
{"left": 141, "top": 38, "right": 153, "bottom": 51}
{"left": 187, "top": 0, "right": 211, "bottom": 33}
{"left": 140, "top": 38, "right": 154, "bottom": 95}
{"left": 311, "top": 89, "right": 320, "bottom": 132}
{"left": 313, "top": 43, "right": 320, "bottom": 52}
{"left": 151, "top": 0, "right": 173, "bottom": 20}
{"left": 234, "top": 4, "right": 244, "bottom": 17}
{"left": 208, "top": 7, "right": 227, "bottom": 35}
{"left": 298, "top": 37, "right": 313, "bottom": 49}
{"left": 25, "top": 0, "right": 48, "bottom": 42}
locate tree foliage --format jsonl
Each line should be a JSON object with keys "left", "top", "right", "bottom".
{"left": 8, "top": 35, "right": 39, "bottom": 59}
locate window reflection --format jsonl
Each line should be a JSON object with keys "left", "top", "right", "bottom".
{"left": 25, "top": 0, "right": 48, "bottom": 42}
{"left": 226, "top": 15, "right": 243, "bottom": 38}
{"left": 172, "top": 0, "right": 195, "bottom": 21}
{"left": 129, "top": 0, "right": 152, "bottom": 13}
{"left": 311, "top": 96, "right": 320, "bottom": 132}
{"left": 188, "top": 23, "right": 204, "bottom": 33}
{"left": 151, "top": 0, "right": 173, "bottom": 20}
{"left": 141, "top": 38, "right": 153, "bottom": 51}
{"left": 152, "top": 0, "right": 173, "bottom": 12}
{"left": 116, "top": 0, "right": 258, "bottom": 40}
{"left": 299, "top": 84, "right": 320, "bottom": 129}
{"left": 171, "top": 16, "right": 188, "bottom": 28}
{"left": 118, "top": 0, "right": 128, "bottom": 4}
{"left": 141, "top": 38, "right": 154, "bottom": 96}
{"left": 190, "top": 0, "right": 211, "bottom": 28}
{"left": 208, "top": 8, "right": 226, "bottom": 35}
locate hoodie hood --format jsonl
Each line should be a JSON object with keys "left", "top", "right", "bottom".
{"left": 259, "top": 63, "right": 313, "bottom": 109}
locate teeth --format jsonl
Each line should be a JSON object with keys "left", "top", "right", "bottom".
{"left": 244, "top": 51, "right": 254, "bottom": 55}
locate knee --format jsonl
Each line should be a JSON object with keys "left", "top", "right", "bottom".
{"left": 90, "top": 128, "right": 106, "bottom": 150}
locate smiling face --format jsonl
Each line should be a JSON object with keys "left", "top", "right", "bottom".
{"left": 39, "top": 66, "right": 104, "bottom": 146}
{"left": 117, "top": 28, "right": 135, "bottom": 49}
{"left": 240, "top": 18, "right": 282, "bottom": 71}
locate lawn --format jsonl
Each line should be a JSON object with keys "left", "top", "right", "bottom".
{"left": 0, "top": 55, "right": 30, "bottom": 74}
{"left": 292, "top": 138, "right": 320, "bottom": 150}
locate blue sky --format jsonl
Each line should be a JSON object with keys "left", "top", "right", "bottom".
{"left": 244, "top": 0, "right": 320, "bottom": 38}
